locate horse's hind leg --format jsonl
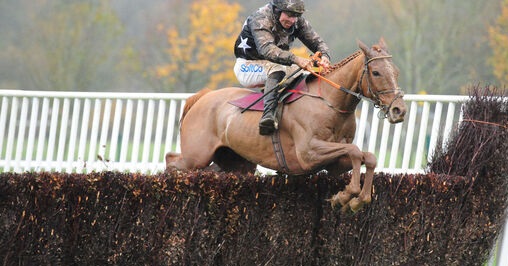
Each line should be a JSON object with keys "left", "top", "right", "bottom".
{"left": 165, "top": 151, "right": 213, "bottom": 171}
{"left": 165, "top": 152, "right": 183, "bottom": 171}
{"left": 165, "top": 152, "right": 222, "bottom": 172}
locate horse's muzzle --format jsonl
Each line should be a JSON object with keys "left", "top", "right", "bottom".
{"left": 388, "top": 104, "right": 406, "bottom": 123}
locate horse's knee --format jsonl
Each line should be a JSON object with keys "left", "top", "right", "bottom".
{"left": 346, "top": 146, "right": 365, "bottom": 169}
{"left": 362, "top": 152, "right": 377, "bottom": 169}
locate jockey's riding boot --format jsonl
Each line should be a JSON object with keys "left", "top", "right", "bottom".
{"left": 259, "top": 71, "right": 285, "bottom": 135}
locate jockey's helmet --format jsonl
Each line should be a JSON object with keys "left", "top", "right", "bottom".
{"left": 271, "top": 0, "right": 305, "bottom": 15}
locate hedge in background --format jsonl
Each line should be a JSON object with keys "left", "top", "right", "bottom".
{"left": 1, "top": 85, "right": 507, "bottom": 265}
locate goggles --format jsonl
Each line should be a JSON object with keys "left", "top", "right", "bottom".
{"left": 283, "top": 10, "right": 302, "bottom": 18}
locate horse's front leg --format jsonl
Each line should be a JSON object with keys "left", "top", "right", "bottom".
{"left": 297, "top": 141, "right": 367, "bottom": 209}
{"left": 326, "top": 146, "right": 363, "bottom": 209}
{"left": 327, "top": 151, "right": 376, "bottom": 212}
{"left": 347, "top": 152, "right": 376, "bottom": 212}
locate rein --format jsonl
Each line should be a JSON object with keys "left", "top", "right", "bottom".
{"left": 309, "top": 55, "right": 403, "bottom": 119}
{"left": 288, "top": 89, "right": 353, "bottom": 114}
{"left": 307, "top": 71, "right": 376, "bottom": 105}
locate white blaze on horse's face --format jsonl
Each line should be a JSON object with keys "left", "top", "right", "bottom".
{"left": 358, "top": 38, "right": 407, "bottom": 124}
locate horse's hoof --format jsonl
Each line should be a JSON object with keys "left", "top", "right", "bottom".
{"left": 327, "top": 192, "right": 349, "bottom": 209}
{"left": 362, "top": 195, "right": 372, "bottom": 205}
{"left": 340, "top": 202, "right": 351, "bottom": 214}
{"left": 327, "top": 194, "right": 341, "bottom": 209}
{"left": 337, "top": 191, "right": 351, "bottom": 206}
{"left": 349, "top": 197, "right": 364, "bottom": 212}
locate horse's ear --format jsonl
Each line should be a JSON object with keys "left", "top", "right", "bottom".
{"left": 357, "top": 39, "right": 370, "bottom": 56}
{"left": 379, "top": 37, "right": 388, "bottom": 51}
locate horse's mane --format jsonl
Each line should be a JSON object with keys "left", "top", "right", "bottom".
{"left": 321, "top": 50, "right": 363, "bottom": 76}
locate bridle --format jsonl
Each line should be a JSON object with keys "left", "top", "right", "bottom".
{"left": 305, "top": 52, "right": 405, "bottom": 118}
{"left": 357, "top": 55, "right": 405, "bottom": 119}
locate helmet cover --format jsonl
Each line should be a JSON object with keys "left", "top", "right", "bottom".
{"left": 272, "top": 0, "right": 305, "bottom": 14}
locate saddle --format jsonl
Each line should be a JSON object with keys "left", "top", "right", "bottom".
{"left": 228, "top": 74, "right": 309, "bottom": 111}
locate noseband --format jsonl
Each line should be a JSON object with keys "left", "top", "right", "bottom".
{"left": 358, "top": 55, "right": 405, "bottom": 119}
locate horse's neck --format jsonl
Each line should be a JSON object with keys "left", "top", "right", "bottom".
{"left": 309, "top": 52, "right": 365, "bottom": 112}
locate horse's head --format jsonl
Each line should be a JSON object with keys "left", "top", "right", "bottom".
{"left": 357, "top": 38, "right": 406, "bottom": 123}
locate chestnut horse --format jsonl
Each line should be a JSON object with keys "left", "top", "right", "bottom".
{"left": 166, "top": 38, "right": 406, "bottom": 212}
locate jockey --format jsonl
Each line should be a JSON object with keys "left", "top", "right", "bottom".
{"left": 234, "top": 0, "right": 331, "bottom": 135}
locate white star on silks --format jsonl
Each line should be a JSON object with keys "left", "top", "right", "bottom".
{"left": 237, "top": 36, "right": 251, "bottom": 53}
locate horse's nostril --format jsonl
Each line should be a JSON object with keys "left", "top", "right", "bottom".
{"left": 391, "top": 107, "right": 401, "bottom": 115}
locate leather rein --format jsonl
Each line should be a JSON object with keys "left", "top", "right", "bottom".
{"left": 308, "top": 54, "right": 404, "bottom": 119}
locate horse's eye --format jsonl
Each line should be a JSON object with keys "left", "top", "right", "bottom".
{"left": 372, "top": 71, "right": 380, "bottom": 76}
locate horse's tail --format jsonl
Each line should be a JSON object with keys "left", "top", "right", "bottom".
{"left": 181, "top": 88, "right": 213, "bottom": 123}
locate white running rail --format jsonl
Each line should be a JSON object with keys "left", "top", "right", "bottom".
{"left": 0, "top": 90, "right": 468, "bottom": 174}
{"left": 0, "top": 90, "right": 190, "bottom": 173}
{"left": 0, "top": 90, "right": 467, "bottom": 173}
{"left": 0, "top": 89, "right": 506, "bottom": 265}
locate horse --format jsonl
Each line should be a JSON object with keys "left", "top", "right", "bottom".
{"left": 166, "top": 38, "right": 406, "bottom": 212}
